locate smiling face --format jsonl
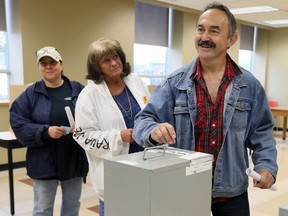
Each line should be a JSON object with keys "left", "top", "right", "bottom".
{"left": 38, "top": 56, "right": 63, "bottom": 85}
{"left": 195, "top": 9, "right": 237, "bottom": 62}
{"left": 99, "top": 52, "right": 123, "bottom": 81}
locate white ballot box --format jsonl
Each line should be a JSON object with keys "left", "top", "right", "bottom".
{"left": 104, "top": 146, "right": 213, "bottom": 216}
{"left": 279, "top": 203, "right": 288, "bottom": 216}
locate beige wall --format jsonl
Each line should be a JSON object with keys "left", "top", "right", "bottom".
{"left": 20, "top": 0, "right": 135, "bottom": 85}
{"left": 0, "top": 104, "right": 9, "bottom": 132}
{"left": 266, "top": 28, "right": 288, "bottom": 128}
{"left": 253, "top": 28, "right": 269, "bottom": 87}
{"left": 266, "top": 28, "right": 288, "bottom": 106}
{"left": 182, "top": 12, "right": 198, "bottom": 65}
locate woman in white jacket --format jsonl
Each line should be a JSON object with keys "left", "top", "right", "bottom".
{"left": 73, "top": 38, "right": 150, "bottom": 216}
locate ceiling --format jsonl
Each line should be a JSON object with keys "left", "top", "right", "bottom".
{"left": 153, "top": 0, "right": 288, "bottom": 28}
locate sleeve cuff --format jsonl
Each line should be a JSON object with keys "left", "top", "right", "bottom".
{"left": 148, "top": 135, "right": 159, "bottom": 145}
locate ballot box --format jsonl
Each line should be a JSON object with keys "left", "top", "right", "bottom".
{"left": 279, "top": 203, "right": 288, "bottom": 216}
{"left": 104, "top": 146, "right": 213, "bottom": 216}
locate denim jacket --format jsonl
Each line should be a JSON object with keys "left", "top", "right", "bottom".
{"left": 133, "top": 57, "right": 278, "bottom": 198}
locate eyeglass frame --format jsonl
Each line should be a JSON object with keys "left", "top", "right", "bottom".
{"left": 35, "top": 47, "right": 58, "bottom": 56}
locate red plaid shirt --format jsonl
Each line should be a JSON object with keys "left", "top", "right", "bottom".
{"left": 193, "top": 55, "right": 241, "bottom": 203}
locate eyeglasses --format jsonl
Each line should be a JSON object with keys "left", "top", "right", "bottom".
{"left": 36, "top": 47, "right": 58, "bottom": 56}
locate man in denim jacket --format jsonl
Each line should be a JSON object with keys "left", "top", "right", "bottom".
{"left": 133, "top": 2, "right": 278, "bottom": 216}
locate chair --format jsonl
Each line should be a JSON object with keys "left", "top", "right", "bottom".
{"left": 268, "top": 100, "right": 279, "bottom": 134}
{"left": 268, "top": 100, "right": 278, "bottom": 107}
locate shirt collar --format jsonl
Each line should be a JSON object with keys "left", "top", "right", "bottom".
{"left": 192, "top": 54, "right": 242, "bottom": 81}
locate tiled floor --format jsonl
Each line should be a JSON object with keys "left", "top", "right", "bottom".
{"left": 0, "top": 137, "right": 287, "bottom": 216}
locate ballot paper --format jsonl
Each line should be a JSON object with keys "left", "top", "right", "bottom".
{"left": 64, "top": 106, "right": 75, "bottom": 127}
{"left": 246, "top": 168, "right": 277, "bottom": 191}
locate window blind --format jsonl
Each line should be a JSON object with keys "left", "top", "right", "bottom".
{"left": 240, "top": 24, "right": 254, "bottom": 51}
{"left": 0, "top": 0, "right": 6, "bottom": 31}
{"left": 135, "top": 1, "right": 168, "bottom": 47}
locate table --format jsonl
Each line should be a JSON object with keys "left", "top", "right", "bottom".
{"left": 0, "top": 131, "right": 26, "bottom": 215}
{"left": 270, "top": 107, "right": 288, "bottom": 140}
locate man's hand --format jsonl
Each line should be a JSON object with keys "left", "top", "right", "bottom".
{"left": 150, "top": 123, "right": 176, "bottom": 144}
{"left": 253, "top": 170, "right": 275, "bottom": 189}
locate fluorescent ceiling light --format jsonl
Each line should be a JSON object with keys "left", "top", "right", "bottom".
{"left": 230, "top": 6, "right": 278, "bottom": 15}
{"left": 263, "top": 19, "right": 288, "bottom": 25}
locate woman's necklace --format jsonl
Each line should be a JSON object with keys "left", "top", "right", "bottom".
{"left": 113, "top": 86, "right": 133, "bottom": 119}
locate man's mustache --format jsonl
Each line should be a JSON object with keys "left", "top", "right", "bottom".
{"left": 197, "top": 40, "right": 216, "bottom": 48}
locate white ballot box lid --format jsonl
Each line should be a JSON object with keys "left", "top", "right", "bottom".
{"left": 105, "top": 146, "right": 213, "bottom": 174}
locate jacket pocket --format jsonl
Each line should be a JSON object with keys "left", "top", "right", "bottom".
{"left": 230, "top": 99, "right": 252, "bottom": 131}
{"left": 174, "top": 102, "right": 192, "bottom": 136}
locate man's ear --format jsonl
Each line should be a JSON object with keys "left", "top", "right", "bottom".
{"left": 227, "top": 33, "right": 238, "bottom": 49}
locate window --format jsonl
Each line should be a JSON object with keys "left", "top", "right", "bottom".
{"left": 134, "top": 44, "right": 167, "bottom": 85}
{"left": 0, "top": 0, "right": 9, "bottom": 101}
{"left": 134, "top": 1, "right": 169, "bottom": 85}
{"left": 238, "top": 49, "right": 253, "bottom": 71}
{"left": 0, "top": 72, "right": 9, "bottom": 101}
{"left": 238, "top": 25, "right": 255, "bottom": 71}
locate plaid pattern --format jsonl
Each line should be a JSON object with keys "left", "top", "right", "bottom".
{"left": 193, "top": 56, "right": 241, "bottom": 203}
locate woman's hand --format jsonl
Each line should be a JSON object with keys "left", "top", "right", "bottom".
{"left": 121, "top": 128, "right": 134, "bottom": 142}
{"left": 48, "top": 126, "right": 67, "bottom": 139}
